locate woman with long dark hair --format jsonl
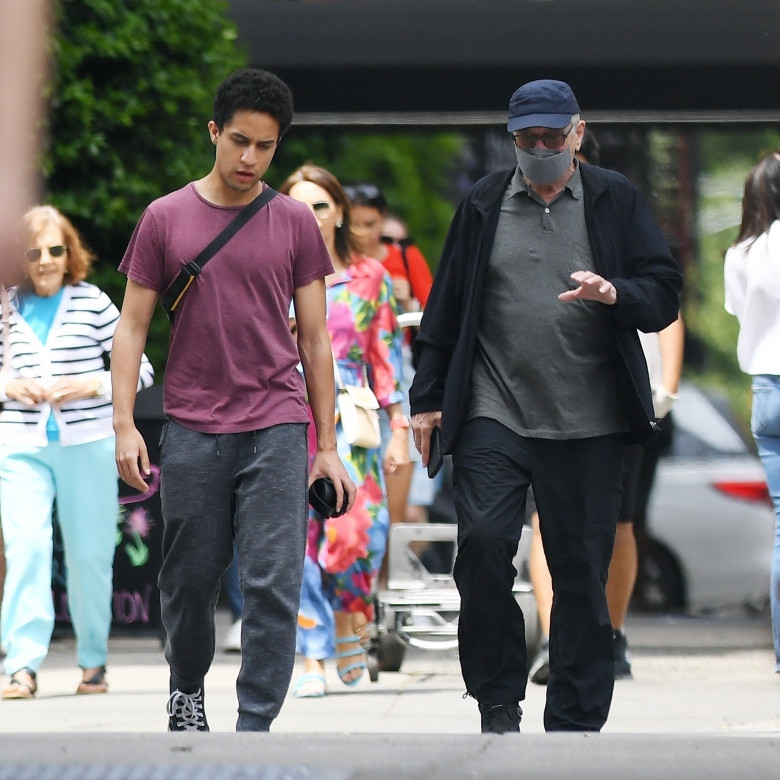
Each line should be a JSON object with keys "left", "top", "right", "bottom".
{"left": 725, "top": 148, "right": 780, "bottom": 671}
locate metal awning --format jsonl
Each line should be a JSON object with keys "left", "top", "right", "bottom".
{"left": 227, "top": 0, "right": 780, "bottom": 120}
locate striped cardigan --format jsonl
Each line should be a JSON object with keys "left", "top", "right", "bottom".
{"left": 0, "top": 282, "right": 154, "bottom": 446}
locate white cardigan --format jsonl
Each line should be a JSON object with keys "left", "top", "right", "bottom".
{"left": 0, "top": 282, "right": 154, "bottom": 446}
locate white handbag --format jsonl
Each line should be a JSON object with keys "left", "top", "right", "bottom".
{"left": 333, "top": 357, "right": 381, "bottom": 449}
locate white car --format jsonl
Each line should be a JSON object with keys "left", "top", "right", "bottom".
{"left": 637, "top": 382, "right": 775, "bottom": 613}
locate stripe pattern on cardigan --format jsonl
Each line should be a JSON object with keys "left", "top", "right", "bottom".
{"left": 0, "top": 282, "right": 154, "bottom": 446}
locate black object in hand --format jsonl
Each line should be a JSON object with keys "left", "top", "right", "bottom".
{"left": 308, "top": 477, "right": 348, "bottom": 518}
{"left": 427, "top": 426, "right": 444, "bottom": 479}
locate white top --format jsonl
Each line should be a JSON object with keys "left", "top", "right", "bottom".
{"left": 724, "top": 220, "right": 780, "bottom": 375}
{"left": 637, "top": 330, "right": 663, "bottom": 390}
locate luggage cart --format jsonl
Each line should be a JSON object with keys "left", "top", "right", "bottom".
{"left": 367, "top": 518, "right": 541, "bottom": 679}
{"left": 366, "top": 312, "right": 541, "bottom": 679}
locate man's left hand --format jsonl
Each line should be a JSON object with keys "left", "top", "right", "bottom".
{"left": 309, "top": 449, "right": 357, "bottom": 514}
{"left": 558, "top": 271, "right": 617, "bottom": 305}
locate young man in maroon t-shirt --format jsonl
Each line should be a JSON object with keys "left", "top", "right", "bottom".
{"left": 112, "top": 68, "right": 354, "bottom": 732}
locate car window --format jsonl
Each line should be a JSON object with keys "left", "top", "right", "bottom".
{"left": 669, "top": 382, "right": 750, "bottom": 457}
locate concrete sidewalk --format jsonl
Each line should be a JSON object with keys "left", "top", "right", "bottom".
{"left": 0, "top": 610, "right": 779, "bottom": 777}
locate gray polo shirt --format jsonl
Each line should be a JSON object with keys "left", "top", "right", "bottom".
{"left": 468, "top": 165, "right": 627, "bottom": 439}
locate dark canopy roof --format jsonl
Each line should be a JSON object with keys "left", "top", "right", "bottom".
{"left": 227, "top": 0, "right": 779, "bottom": 124}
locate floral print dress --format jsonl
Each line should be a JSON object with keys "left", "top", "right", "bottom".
{"left": 297, "top": 255, "right": 404, "bottom": 661}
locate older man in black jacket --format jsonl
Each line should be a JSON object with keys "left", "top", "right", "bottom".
{"left": 409, "top": 79, "right": 682, "bottom": 734}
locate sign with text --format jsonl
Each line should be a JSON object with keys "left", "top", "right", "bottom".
{"left": 53, "top": 386, "right": 164, "bottom": 633}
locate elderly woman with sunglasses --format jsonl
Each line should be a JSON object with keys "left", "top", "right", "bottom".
{"left": 0, "top": 205, "right": 153, "bottom": 700}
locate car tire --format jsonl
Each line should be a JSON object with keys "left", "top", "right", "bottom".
{"left": 633, "top": 540, "right": 686, "bottom": 613}
{"left": 367, "top": 645, "right": 381, "bottom": 682}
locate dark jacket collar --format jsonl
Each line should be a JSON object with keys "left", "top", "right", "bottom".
{"left": 472, "top": 162, "right": 610, "bottom": 216}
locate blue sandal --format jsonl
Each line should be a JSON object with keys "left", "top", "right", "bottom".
{"left": 335, "top": 634, "right": 366, "bottom": 687}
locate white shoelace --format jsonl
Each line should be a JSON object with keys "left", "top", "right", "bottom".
{"left": 166, "top": 689, "right": 205, "bottom": 731}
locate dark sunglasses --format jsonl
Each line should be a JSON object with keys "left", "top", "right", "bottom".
{"left": 343, "top": 183, "right": 386, "bottom": 210}
{"left": 512, "top": 125, "right": 574, "bottom": 150}
{"left": 25, "top": 244, "right": 68, "bottom": 262}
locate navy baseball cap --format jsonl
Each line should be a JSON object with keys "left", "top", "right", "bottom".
{"left": 507, "top": 80, "right": 580, "bottom": 132}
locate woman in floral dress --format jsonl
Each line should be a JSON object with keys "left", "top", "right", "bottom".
{"left": 279, "top": 165, "right": 409, "bottom": 697}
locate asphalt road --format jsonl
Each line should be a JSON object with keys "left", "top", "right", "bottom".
{"left": 0, "top": 608, "right": 778, "bottom": 778}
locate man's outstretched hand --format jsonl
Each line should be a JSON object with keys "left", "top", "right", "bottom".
{"left": 558, "top": 271, "right": 617, "bottom": 305}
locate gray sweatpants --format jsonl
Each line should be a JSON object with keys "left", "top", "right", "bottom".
{"left": 158, "top": 419, "right": 308, "bottom": 731}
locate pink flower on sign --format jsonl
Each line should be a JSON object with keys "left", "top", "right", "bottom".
{"left": 124, "top": 507, "right": 152, "bottom": 538}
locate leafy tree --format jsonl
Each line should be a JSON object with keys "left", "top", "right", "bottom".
{"left": 43, "top": 4, "right": 466, "bottom": 374}
{"left": 270, "top": 129, "right": 466, "bottom": 269}
{"left": 44, "top": 0, "right": 247, "bottom": 372}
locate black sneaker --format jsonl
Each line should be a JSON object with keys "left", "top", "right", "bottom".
{"left": 528, "top": 638, "right": 550, "bottom": 686}
{"left": 167, "top": 687, "right": 209, "bottom": 731}
{"left": 613, "top": 629, "right": 633, "bottom": 680}
{"left": 479, "top": 702, "right": 522, "bottom": 734}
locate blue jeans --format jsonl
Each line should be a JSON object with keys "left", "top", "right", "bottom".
{"left": 751, "top": 375, "right": 780, "bottom": 670}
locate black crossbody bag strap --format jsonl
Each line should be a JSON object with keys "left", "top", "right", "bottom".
{"left": 161, "top": 187, "right": 278, "bottom": 322}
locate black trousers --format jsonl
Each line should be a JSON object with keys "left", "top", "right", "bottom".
{"left": 452, "top": 417, "right": 623, "bottom": 732}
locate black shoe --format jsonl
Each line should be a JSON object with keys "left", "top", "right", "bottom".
{"left": 528, "top": 638, "right": 550, "bottom": 686}
{"left": 479, "top": 702, "right": 522, "bottom": 734}
{"left": 167, "top": 687, "right": 209, "bottom": 731}
{"left": 613, "top": 630, "right": 633, "bottom": 680}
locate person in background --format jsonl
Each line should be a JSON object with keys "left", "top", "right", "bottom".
{"left": 724, "top": 148, "right": 780, "bottom": 672}
{"left": 112, "top": 69, "right": 355, "bottom": 732}
{"left": 345, "top": 184, "right": 434, "bottom": 557}
{"left": 0, "top": 205, "right": 154, "bottom": 700}
{"left": 379, "top": 213, "right": 441, "bottom": 524}
{"left": 381, "top": 214, "right": 409, "bottom": 245}
{"left": 345, "top": 185, "right": 433, "bottom": 318}
{"left": 410, "top": 79, "right": 682, "bottom": 733}
{"left": 527, "top": 317, "right": 684, "bottom": 683}
{"left": 527, "top": 131, "right": 685, "bottom": 684}
{"left": 279, "top": 165, "right": 408, "bottom": 698}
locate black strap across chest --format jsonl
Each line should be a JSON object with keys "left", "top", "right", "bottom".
{"left": 161, "top": 186, "right": 278, "bottom": 322}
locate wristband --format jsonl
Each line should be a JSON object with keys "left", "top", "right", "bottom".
{"left": 390, "top": 415, "right": 410, "bottom": 431}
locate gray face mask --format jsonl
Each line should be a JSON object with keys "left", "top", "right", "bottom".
{"left": 515, "top": 146, "right": 574, "bottom": 185}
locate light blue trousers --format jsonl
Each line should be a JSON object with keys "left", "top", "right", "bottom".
{"left": 751, "top": 375, "right": 780, "bottom": 670}
{"left": 1, "top": 437, "right": 117, "bottom": 675}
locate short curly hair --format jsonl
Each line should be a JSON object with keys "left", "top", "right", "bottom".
{"left": 22, "top": 205, "right": 95, "bottom": 286}
{"left": 213, "top": 68, "right": 294, "bottom": 136}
